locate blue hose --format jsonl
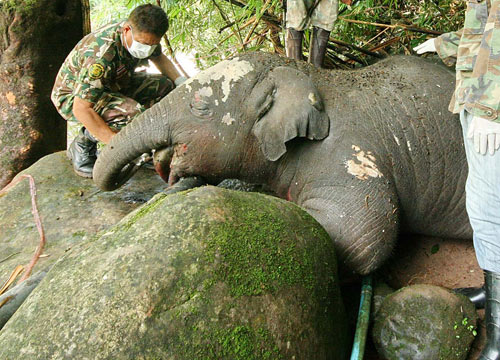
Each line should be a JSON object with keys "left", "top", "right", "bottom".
{"left": 350, "top": 274, "right": 373, "bottom": 360}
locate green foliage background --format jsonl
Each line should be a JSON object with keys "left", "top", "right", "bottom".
{"left": 89, "top": 0, "right": 466, "bottom": 69}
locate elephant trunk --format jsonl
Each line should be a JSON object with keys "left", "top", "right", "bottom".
{"left": 93, "top": 103, "right": 172, "bottom": 191}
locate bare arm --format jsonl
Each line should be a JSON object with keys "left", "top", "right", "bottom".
{"left": 73, "top": 97, "right": 116, "bottom": 144}
{"left": 150, "top": 53, "right": 182, "bottom": 82}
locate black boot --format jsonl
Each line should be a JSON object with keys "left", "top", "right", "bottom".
{"left": 479, "top": 271, "right": 500, "bottom": 360}
{"left": 286, "top": 28, "right": 303, "bottom": 61}
{"left": 67, "top": 127, "right": 97, "bottom": 178}
{"left": 454, "top": 285, "right": 486, "bottom": 309}
{"left": 309, "top": 26, "right": 330, "bottom": 68}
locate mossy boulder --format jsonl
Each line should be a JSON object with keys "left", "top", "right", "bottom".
{"left": 0, "top": 186, "right": 349, "bottom": 359}
{"left": 372, "top": 284, "right": 477, "bottom": 360}
{"left": 0, "top": 151, "right": 167, "bottom": 283}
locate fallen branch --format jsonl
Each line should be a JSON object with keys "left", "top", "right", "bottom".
{"left": 0, "top": 252, "right": 21, "bottom": 265}
{"left": 0, "top": 174, "right": 46, "bottom": 284}
{"left": 0, "top": 265, "right": 24, "bottom": 296}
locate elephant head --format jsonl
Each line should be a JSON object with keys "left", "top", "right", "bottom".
{"left": 93, "top": 52, "right": 330, "bottom": 190}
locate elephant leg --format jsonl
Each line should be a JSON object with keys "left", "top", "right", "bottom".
{"left": 299, "top": 180, "right": 399, "bottom": 275}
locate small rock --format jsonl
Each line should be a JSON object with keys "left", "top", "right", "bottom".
{"left": 372, "top": 284, "right": 477, "bottom": 360}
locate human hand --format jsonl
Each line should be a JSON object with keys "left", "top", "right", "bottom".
{"left": 413, "top": 38, "right": 436, "bottom": 54}
{"left": 466, "top": 116, "right": 500, "bottom": 155}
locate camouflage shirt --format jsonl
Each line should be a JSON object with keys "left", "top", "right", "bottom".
{"left": 435, "top": 0, "right": 500, "bottom": 123}
{"left": 51, "top": 20, "right": 162, "bottom": 119}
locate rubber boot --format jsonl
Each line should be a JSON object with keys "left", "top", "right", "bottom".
{"left": 479, "top": 270, "right": 500, "bottom": 360}
{"left": 454, "top": 285, "right": 486, "bottom": 309}
{"left": 309, "top": 26, "right": 331, "bottom": 68}
{"left": 286, "top": 28, "right": 303, "bottom": 61}
{"left": 67, "top": 127, "right": 97, "bottom": 178}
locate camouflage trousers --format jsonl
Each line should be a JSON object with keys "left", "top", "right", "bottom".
{"left": 286, "top": 0, "right": 338, "bottom": 32}
{"left": 59, "top": 72, "right": 173, "bottom": 131}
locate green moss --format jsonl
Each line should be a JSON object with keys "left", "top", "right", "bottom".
{"left": 147, "top": 189, "right": 342, "bottom": 359}
{"left": 204, "top": 192, "right": 331, "bottom": 298}
{"left": 71, "top": 230, "right": 86, "bottom": 238}
{"left": 1, "top": 0, "right": 38, "bottom": 15}
{"left": 374, "top": 286, "right": 477, "bottom": 360}
{"left": 187, "top": 325, "right": 282, "bottom": 360}
{"left": 119, "top": 193, "right": 167, "bottom": 231}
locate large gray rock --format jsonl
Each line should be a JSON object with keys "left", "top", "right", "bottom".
{"left": 0, "top": 151, "right": 166, "bottom": 285}
{"left": 372, "top": 284, "right": 478, "bottom": 360}
{"left": 0, "top": 186, "right": 349, "bottom": 359}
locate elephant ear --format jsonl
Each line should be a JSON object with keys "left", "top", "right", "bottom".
{"left": 250, "top": 66, "right": 330, "bottom": 161}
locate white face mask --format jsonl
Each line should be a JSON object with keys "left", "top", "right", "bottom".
{"left": 125, "top": 26, "right": 157, "bottom": 59}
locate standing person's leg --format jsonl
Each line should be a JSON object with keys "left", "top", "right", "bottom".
{"left": 285, "top": 0, "right": 311, "bottom": 60}
{"left": 309, "top": 0, "right": 337, "bottom": 67}
{"left": 460, "top": 110, "right": 500, "bottom": 360}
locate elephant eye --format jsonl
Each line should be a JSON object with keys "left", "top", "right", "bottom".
{"left": 190, "top": 97, "right": 213, "bottom": 119}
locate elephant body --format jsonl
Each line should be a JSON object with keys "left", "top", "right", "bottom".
{"left": 94, "top": 52, "right": 471, "bottom": 274}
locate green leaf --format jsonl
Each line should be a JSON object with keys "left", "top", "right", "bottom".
{"left": 430, "top": 244, "right": 440, "bottom": 255}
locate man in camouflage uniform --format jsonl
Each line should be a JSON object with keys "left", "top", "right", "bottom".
{"left": 285, "top": 0, "right": 338, "bottom": 68}
{"left": 414, "top": 2, "right": 500, "bottom": 358}
{"left": 51, "top": 4, "right": 186, "bottom": 178}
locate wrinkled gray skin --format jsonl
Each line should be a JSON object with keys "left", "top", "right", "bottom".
{"left": 94, "top": 52, "right": 471, "bottom": 275}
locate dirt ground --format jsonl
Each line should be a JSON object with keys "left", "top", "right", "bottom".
{"left": 346, "top": 235, "right": 486, "bottom": 360}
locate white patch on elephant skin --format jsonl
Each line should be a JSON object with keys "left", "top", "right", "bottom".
{"left": 308, "top": 92, "right": 318, "bottom": 106}
{"left": 345, "top": 145, "right": 383, "bottom": 180}
{"left": 393, "top": 135, "right": 400, "bottom": 146}
{"left": 198, "top": 87, "right": 213, "bottom": 98}
{"left": 183, "top": 58, "right": 254, "bottom": 102}
{"left": 221, "top": 113, "right": 235, "bottom": 125}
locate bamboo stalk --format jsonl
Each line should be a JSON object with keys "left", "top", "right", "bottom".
{"left": 156, "top": 0, "right": 189, "bottom": 77}
{"left": 368, "top": 36, "right": 400, "bottom": 52}
{"left": 213, "top": 0, "right": 245, "bottom": 46}
{"left": 212, "top": 18, "right": 255, "bottom": 50}
{"left": 330, "top": 38, "right": 383, "bottom": 59}
{"left": 243, "top": 0, "right": 272, "bottom": 44}
{"left": 221, "top": 0, "right": 281, "bottom": 28}
{"left": 339, "top": 16, "right": 443, "bottom": 36}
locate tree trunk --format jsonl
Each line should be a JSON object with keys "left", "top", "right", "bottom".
{"left": 0, "top": 0, "right": 87, "bottom": 188}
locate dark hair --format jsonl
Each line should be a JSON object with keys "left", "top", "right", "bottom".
{"left": 128, "top": 4, "right": 169, "bottom": 37}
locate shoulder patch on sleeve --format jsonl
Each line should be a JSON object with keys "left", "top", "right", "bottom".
{"left": 88, "top": 63, "right": 105, "bottom": 80}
